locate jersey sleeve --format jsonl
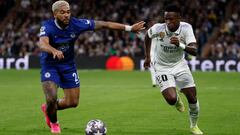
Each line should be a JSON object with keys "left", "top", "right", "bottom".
{"left": 147, "top": 25, "right": 155, "bottom": 38}
{"left": 39, "top": 22, "right": 51, "bottom": 37}
{"left": 184, "top": 24, "right": 196, "bottom": 45}
{"left": 76, "top": 19, "right": 95, "bottom": 32}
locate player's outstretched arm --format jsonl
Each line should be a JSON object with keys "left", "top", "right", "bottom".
{"left": 39, "top": 36, "right": 64, "bottom": 60}
{"left": 144, "top": 32, "right": 152, "bottom": 69}
{"left": 94, "top": 21, "right": 145, "bottom": 33}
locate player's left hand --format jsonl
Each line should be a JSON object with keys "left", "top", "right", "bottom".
{"left": 170, "top": 36, "right": 180, "bottom": 46}
{"left": 144, "top": 57, "right": 151, "bottom": 69}
{"left": 131, "top": 21, "right": 146, "bottom": 33}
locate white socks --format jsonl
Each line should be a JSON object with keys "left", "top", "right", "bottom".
{"left": 189, "top": 100, "right": 200, "bottom": 128}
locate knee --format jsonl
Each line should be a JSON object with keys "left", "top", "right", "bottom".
{"left": 67, "top": 99, "right": 79, "bottom": 108}
{"left": 182, "top": 87, "right": 197, "bottom": 104}
{"left": 71, "top": 100, "right": 79, "bottom": 108}
{"left": 187, "top": 96, "right": 197, "bottom": 104}
{"left": 165, "top": 96, "right": 177, "bottom": 105}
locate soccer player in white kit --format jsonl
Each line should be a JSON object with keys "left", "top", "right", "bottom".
{"left": 144, "top": 4, "right": 203, "bottom": 135}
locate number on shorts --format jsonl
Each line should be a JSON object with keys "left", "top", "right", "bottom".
{"left": 161, "top": 74, "right": 168, "bottom": 82}
{"left": 72, "top": 72, "right": 79, "bottom": 84}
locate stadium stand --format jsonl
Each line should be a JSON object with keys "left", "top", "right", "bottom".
{"left": 0, "top": 0, "right": 15, "bottom": 20}
{"left": 202, "top": 0, "right": 240, "bottom": 59}
{"left": 1, "top": 0, "right": 239, "bottom": 59}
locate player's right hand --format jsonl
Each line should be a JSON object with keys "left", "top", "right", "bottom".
{"left": 170, "top": 36, "right": 180, "bottom": 46}
{"left": 52, "top": 49, "right": 64, "bottom": 60}
{"left": 144, "top": 57, "right": 151, "bottom": 69}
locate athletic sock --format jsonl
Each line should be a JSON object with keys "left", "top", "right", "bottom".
{"left": 189, "top": 100, "right": 200, "bottom": 128}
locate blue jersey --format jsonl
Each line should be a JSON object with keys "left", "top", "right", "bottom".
{"left": 39, "top": 17, "right": 95, "bottom": 64}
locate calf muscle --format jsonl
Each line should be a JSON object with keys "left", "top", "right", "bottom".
{"left": 42, "top": 81, "right": 58, "bottom": 101}
{"left": 42, "top": 81, "right": 58, "bottom": 123}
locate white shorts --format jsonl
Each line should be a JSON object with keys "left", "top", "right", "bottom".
{"left": 153, "top": 60, "right": 195, "bottom": 92}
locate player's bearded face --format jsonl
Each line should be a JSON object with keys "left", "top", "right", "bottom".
{"left": 55, "top": 5, "right": 71, "bottom": 25}
{"left": 164, "top": 12, "right": 180, "bottom": 32}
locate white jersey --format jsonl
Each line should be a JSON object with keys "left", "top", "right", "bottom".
{"left": 148, "top": 22, "right": 196, "bottom": 67}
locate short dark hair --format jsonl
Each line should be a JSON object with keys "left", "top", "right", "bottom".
{"left": 165, "top": 4, "right": 181, "bottom": 13}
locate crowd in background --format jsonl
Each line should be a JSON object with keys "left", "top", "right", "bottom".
{"left": 0, "top": 0, "right": 15, "bottom": 20}
{"left": 1, "top": 0, "right": 239, "bottom": 59}
{"left": 209, "top": 0, "right": 240, "bottom": 59}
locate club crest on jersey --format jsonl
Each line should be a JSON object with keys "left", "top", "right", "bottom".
{"left": 44, "top": 72, "right": 51, "bottom": 78}
{"left": 71, "top": 33, "right": 76, "bottom": 38}
{"left": 159, "top": 32, "right": 165, "bottom": 41}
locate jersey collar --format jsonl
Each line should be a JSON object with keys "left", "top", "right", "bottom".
{"left": 165, "top": 23, "right": 181, "bottom": 36}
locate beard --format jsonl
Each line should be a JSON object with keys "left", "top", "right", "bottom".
{"left": 56, "top": 17, "right": 70, "bottom": 29}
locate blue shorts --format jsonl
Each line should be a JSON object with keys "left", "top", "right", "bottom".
{"left": 41, "top": 63, "right": 80, "bottom": 89}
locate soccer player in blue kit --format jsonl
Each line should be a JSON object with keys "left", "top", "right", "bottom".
{"left": 38, "top": 0, "right": 145, "bottom": 133}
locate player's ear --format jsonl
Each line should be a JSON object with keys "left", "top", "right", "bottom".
{"left": 53, "top": 10, "right": 58, "bottom": 18}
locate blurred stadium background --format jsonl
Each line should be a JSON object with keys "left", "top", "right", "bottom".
{"left": 0, "top": 0, "right": 240, "bottom": 70}
{"left": 0, "top": 0, "right": 240, "bottom": 135}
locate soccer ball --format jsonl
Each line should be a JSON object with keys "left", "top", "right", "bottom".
{"left": 85, "top": 119, "right": 107, "bottom": 135}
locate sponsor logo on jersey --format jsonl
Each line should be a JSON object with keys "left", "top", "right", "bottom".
{"left": 57, "top": 45, "right": 70, "bottom": 53}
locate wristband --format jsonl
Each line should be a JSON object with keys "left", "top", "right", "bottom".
{"left": 125, "top": 25, "right": 132, "bottom": 31}
{"left": 179, "top": 43, "right": 186, "bottom": 50}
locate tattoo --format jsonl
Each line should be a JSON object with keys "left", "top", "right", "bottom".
{"left": 42, "top": 81, "right": 58, "bottom": 123}
{"left": 42, "top": 81, "right": 58, "bottom": 100}
{"left": 42, "top": 81, "right": 57, "bottom": 90}
{"left": 94, "top": 21, "right": 106, "bottom": 30}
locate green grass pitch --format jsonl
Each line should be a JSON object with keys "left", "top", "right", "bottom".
{"left": 0, "top": 70, "right": 239, "bottom": 135}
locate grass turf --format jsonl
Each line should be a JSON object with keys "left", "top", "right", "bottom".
{"left": 0, "top": 70, "right": 239, "bottom": 135}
